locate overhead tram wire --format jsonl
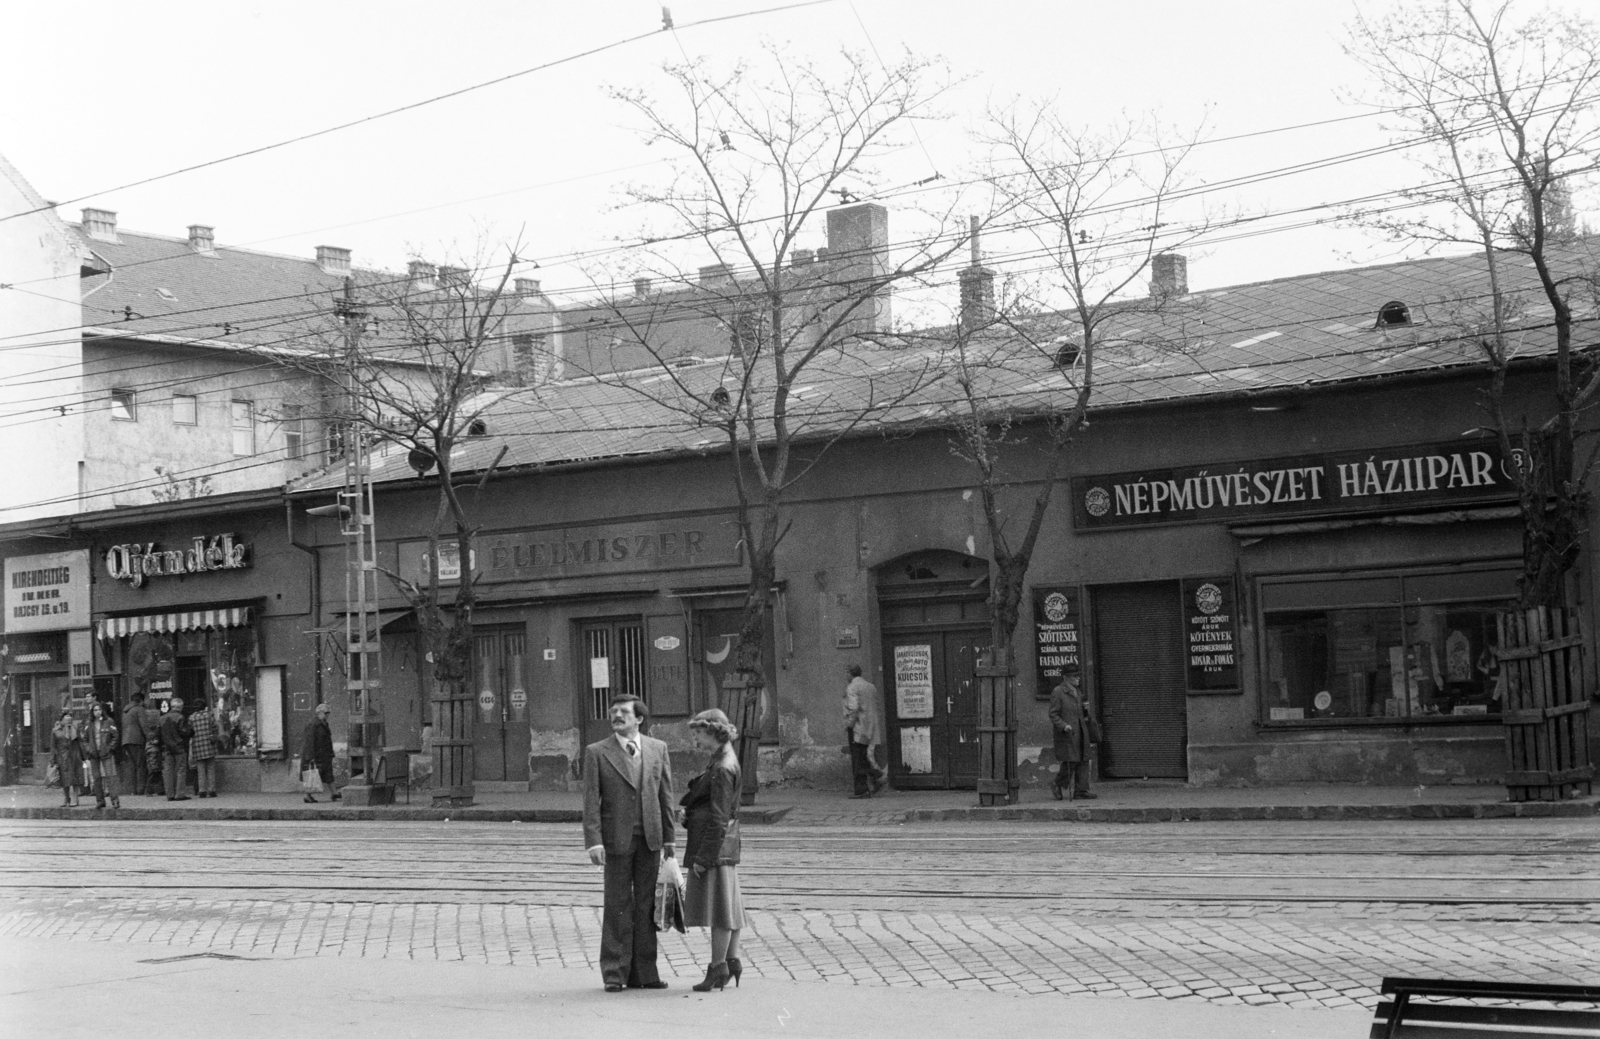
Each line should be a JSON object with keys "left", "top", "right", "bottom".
{"left": 0, "top": 0, "right": 838, "bottom": 228}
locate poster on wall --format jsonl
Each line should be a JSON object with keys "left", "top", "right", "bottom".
{"left": 893, "top": 644, "right": 934, "bottom": 719}
{"left": 899, "top": 726, "right": 933, "bottom": 773}
{"left": 1032, "top": 586, "right": 1082, "bottom": 700}
{"left": 1182, "top": 577, "right": 1241, "bottom": 692}
{"left": 5, "top": 550, "right": 90, "bottom": 632}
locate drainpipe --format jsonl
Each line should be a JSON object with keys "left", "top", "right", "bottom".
{"left": 285, "top": 499, "right": 324, "bottom": 714}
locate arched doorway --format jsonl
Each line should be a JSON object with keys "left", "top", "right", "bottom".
{"left": 876, "top": 550, "right": 990, "bottom": 790}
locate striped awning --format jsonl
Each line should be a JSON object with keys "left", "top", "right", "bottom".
{"left": 96, "top": 606, "right": 252, "bottom": 641}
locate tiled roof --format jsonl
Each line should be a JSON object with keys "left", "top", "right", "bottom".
{"left": 294, "top": 238, "right": 1600, "bottom": 493}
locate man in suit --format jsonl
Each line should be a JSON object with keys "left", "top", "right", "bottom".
{"left": 1049, "top": 677, "right": 1103, "bottom": 801}
{"left": 582, "top": 694, "right": 676, "bottom": 992}
{"left": 119, "top": 692, "right": 149, "bottom": 800}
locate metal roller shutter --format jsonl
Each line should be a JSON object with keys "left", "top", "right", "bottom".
{"left": 1094, "top": 582, "right": 1187, "bottom": 778}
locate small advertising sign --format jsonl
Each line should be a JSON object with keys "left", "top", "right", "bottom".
{"left": 1182, "top": 577, "right": 1240, "bottom": 692}
{"left": 1032, "top": 586, "right": 1082, "bottom": 700}
{"left": 893, "top": 643, "right": 934, "bottom": 719}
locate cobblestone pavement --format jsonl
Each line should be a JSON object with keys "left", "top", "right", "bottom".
{"left": 2, "top": 818, "right": 1597, "bottom": 1011}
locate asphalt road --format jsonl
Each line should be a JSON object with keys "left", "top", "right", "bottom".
{"left": 2, "top": 816, "right": 1598, "bottom": 1009}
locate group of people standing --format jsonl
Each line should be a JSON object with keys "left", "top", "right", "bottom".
{"left": 48, "top": 692, "right": 227, "bottom": 807}
{"left": 582, "top": 697, "right": 747, "bottom": 994}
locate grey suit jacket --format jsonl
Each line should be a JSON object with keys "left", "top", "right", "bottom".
{"left": 582, "top": 734, "right": 676, "bottom": 854}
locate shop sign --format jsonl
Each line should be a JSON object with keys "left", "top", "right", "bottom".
{"left": 1182, "top": 577, "right": 1240, "bottom": 692}
{"left": 398, "top": 515, "right": 741, "bottom": 585}
{"left": 1032, "top": 587, "right": 1081, "bottom": 699}
{"left": 104, "top": 535, "right": 249, "bottom": 589}
{"left": 5, "top": 550, "right": 90, "bottom": 632}
{"left": 893, "top": 643, "right": 934, "bottom": 719}
{"left": 1072, "top": 439, "right": 1512, "bottom": 530}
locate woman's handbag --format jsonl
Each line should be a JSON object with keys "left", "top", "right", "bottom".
{"left": 654, "top": 855, "right": 686, "bottom": 933}
{"left": 46, "top": 762, "right": 60, "bottom": 787}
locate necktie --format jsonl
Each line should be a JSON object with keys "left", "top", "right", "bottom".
{"left": 626, "top": 741, "right": 637, "bottom": 757}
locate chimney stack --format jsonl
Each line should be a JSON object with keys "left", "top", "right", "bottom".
{"left": 408, "top": 260, "right": 436, "bottom": 290}
{"left": 790, "top": 248, "right": 815, "bottom": 267}
{"left": 825, "top": 203, "right": 891, "bottom": 334}
{"left": 437, "top": 265, "right": 469, "bottom": 289}
{"left": 1151, "top": 252, "right": 1187, "bottom": 298}
{"left": 515, "top": 277, "right": 542, "bottom": 296}
{"left": 698, "top": 263, "right": 734, "bottom": 287}
{"left": 187, "top": 224, "right": 216, "bottom": 256}
{"left": 81, "top": 208, "right": 118, "bottom": 243}
{"left": 958, "top": 215, "right": 995, "bottom": 333}
{"left": 316, "top": 245, "right": 351, "bottom": 275}
{"left": 633, "top": 277, "right": 652, "bottom": 297}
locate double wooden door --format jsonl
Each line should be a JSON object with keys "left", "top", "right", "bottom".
{"left": 473, "top": 627, "right": 530, "bottom": 782}
{"left": 882, "top": 628, "right": 988, "bottom": 789}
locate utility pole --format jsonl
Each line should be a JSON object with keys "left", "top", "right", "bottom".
{"left": 334, "top": 278, "right": 392, "bottom": 806}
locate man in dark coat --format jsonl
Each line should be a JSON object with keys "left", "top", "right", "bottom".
{"left": 157, "top": 696, "right": 193, "bottom": 801}
{"left": 1048, "top": 678, "right": 1103, "bottom": 801}
{"left": 582, "top": 695, "right": 675, "bottom": 993}
{"left": 119, "top": 692, "right": 149, "bottom": 800}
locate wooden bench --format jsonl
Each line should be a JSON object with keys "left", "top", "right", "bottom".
{"left": 1373, "top": 977, "right": 1600, "bottom": 1038}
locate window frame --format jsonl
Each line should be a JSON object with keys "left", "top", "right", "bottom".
{"left": 170, "top": 393, "right": 198, "bottom": 426}
{"left": 230, "top": 399, "right": 254, "bottom": 455}
{"left": 110, "top": 388, "right": 137, "bottom": 422}
{"left": 1255, "top": 562, "right": 1518, "bottom": 729}
{"left": 281, "top": 404, "right": 304, "bottom": 460}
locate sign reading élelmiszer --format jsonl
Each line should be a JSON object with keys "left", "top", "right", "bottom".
{"left": 5, "top": 549, "right": 91, "bottom": 632}
{"left": 398, "top": 515, "right": 741, "bottom": 585}
{"left": 1072, "top": 439, "right": 1513, "bottom": 530}
{"left": 1182, "top": 577, "right": 1239, "bottom": 692}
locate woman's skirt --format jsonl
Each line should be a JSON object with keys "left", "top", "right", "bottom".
{"left": 683, "top": 864, "right": 745, "bottom": 929}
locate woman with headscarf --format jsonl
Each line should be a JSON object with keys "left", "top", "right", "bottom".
{"left": 49, "top": 708, "right": 84, "bottom": 808}
{"left": 300, "top": 703, "right": 336, "bottom": 803}
{"left": 680, "top": 708, "right": 747, "bottom": 993}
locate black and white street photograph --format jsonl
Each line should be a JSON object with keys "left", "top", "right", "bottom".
{"left": 1, "top": 2, "right": 1598, "bottom": 1036}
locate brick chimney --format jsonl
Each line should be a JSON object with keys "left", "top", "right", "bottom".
{"left": 81, "top": 208, "right": 118, "bottom": 243}
{"left": 790, "top": 248, "right": 815, "bottom": 267}
{"left": 188, "top": 224, "right": 217, "bottom": 256}
{"left": 437, "top": 265, "right": 469, "bottom": 289}
{"left": 958, "top": 216, "right": 995, "bottom": 333}
{"left": 698, "top": 263, "right": 734, "bottom": 287}
{"left": 633, "top": 277, "right": 652, "bottom": 297}
{"left": 316, "top": 245, "right": 351, "bottom": 275}
{"left": 825, "top": 203, "right": 891, "bottom": 334}
{"left": 408, "top": 261, "right": 436, "bottom": 290}
{"left": 1151, "top": 253, "right": 1188, "bottom": 298}
{"left": 515, "top": 277, "right": 542, "bottom": 296}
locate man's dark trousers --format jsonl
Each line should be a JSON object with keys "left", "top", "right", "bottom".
{"left": 163, "top": 750, "right": 187, "bottom": 799}
{"left": 600, "top": 833, "right": 660, "bottom": 988}
{"left": 118, "top": 745, "right": 147, "bottom": 798}
{"left": 847, "top": 728, "right": 884, "bottom": 795}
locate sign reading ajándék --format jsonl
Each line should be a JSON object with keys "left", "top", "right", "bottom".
{"left": 1071, "top": 439, "right": 1514, "bottom": 530}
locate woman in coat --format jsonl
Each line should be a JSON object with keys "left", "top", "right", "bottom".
{"left": 300, "top": 703, "right": 336, "bottom": 803}
{"left": 49, "top": 709, "right": 84, "bottom": 807}
{"left": 85, "top": 700, "right": 121, "bottom": 809}
{"left": 188, "top": 702, "right": 220, "bottom": 798}
{"left": 680, "top": 708, "right": 746, "bottom": 993}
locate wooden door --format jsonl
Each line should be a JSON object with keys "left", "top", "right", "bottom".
{"left": 1093, "top": 582, "right": 1188, "bottom": 779}
{"left": 472, "top": 627, "right": 529, "bottom": 782}
{"left": 883, "top": 628, "right": 988, "bottom": 789}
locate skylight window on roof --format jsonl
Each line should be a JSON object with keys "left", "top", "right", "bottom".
{"left": 1376, "top": 301, "right": 1412, "bottom": 327}
{"left": 1054, "top": 340, "right": 1082, "bottom": 368}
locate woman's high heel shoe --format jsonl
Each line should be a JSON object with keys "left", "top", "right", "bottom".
{"left": 726, "top": 957, "right": 742, "bottom": 987}
{"left": 692, "top": 962, "right": 730, "bottom": 992}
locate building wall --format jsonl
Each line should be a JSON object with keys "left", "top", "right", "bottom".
{"left": 0, "top": 158, "right": 86, "bottom": 522}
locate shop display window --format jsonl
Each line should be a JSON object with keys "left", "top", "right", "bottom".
{"left": 118, "top": 626, "right": 257, "bottom": 752}
{"left": 1260, "top": 568, "right": 1515, "bottom": 724}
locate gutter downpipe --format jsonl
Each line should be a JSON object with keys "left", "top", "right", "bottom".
{"left": 286, "top": 498, "right": 324, "bottom": 716}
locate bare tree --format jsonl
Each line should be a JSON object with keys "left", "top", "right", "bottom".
{"left": 289, "top": 244, "right": 548, "bottom": 806}
{"left": 1347, "top": 0, "right": 1600, "bottom": 608}
{"left": 946, "top": 109, "right": 1209, "bottom": 653}
{"left": 575, "top": 46, "right": 966, "bottom": 796}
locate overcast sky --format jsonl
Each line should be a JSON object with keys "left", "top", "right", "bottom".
{"left": 3, "top": 1, "right": 1434, "bottom": 309}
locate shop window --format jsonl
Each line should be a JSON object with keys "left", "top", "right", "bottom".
{"left": 120, "top": 626, "right": 258, "bottom": 752}
{"left": 1260, "top": 568, "right": 1515, "bottom": 723}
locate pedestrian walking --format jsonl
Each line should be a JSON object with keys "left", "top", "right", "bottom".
{"left": 158, "top": 696, "right": 193, "bottom": 801}
{"left": 120, "top": 692, "right": 149, "bottom": 800}
{"left": 680, "top": 708, "right": 747, "bottom": 993}
{"left": 1048, "top": 677, "right": 1102, "bottom": 801}
{"left": 300, "top": 703, "right": 336, "bottom": 803}
{"left": 49, "top": 708, "right": 84, "bottom": 808}
{"left": 189, "top": 701, "right": 220, "bottom": 798}
{"left": 143, "top": 698, "right": 165, "bottom": 795}
{"left": 85, "top": 700, "right": 121, "bottom": 809}
{"left": 842, "top": 664, "right": 886, "bottom": 798}
{"left": 581, "top": 694, "right": 676, "bottom": 993}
